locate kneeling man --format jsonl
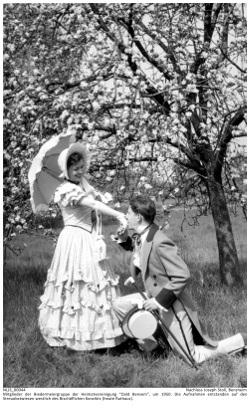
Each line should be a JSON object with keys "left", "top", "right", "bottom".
{"left": 113, "top": 196, "right": 246, "bottom": 365}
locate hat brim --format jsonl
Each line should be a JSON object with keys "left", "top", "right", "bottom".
{"left": 58, "top": 142, "right": 91, "bottom": 179}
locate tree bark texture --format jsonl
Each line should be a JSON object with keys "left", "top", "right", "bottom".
{"left": 207, "top": 177, "right": 243, "bottom": 286}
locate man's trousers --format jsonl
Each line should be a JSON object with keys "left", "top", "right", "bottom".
{"left": 113, "top": 293, "right": 245, "bottom": 364}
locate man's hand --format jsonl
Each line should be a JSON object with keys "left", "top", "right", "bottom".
{"left": 143, "top": 298, "right": 158, "bottom": 312}
{"left": 110, "top": 227, "right": 128, "bottom": 243}
{"left": 116, "top": 227, "right": 128, "bottom": 242}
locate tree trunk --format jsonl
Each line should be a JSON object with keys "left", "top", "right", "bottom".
{"left": 207, "top": 176, "right": 243, "bottom": 286}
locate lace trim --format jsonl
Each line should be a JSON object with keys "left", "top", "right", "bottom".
{"left": 40, "top": 326, "right": 124, "bottom": 342}
{"left": 46, "top": 268, "right": 119, "bottom": 291}
{"left": 39, "top": 270, "right": 120, "bottom": 313}
{"left": 39, "top": 293, "right": 115, "bottom": 314}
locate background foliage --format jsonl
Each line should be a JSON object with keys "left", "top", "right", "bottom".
{"left": 3, "top": 3, "right": 247, "bottom": 286}
{"left": 3, "top": 1, "right": 247, "bottom": 390}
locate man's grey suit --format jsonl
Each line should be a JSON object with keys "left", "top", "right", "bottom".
{"left": 114, "top": 224, "right": 245, "bottom": 364}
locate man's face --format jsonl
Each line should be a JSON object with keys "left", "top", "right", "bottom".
{"left": 126, "top": 206, "right": 140, "bottom": 230}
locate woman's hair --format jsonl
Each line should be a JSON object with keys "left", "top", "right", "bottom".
{"left": 67, "top": 152, "right": 83, "bottom": 168}
{"left": 129, "top": 195, "right": 156, "bottom": 222}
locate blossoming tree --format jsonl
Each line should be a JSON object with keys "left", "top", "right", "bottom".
{"left": 3, "top": 3, "right": 246, "bottom": 285}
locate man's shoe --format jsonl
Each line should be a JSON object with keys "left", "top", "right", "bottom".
{"left": 241, "top": 332, "right": 247, "bottom": 346}
{"left": 137, "top": 337, "right": 159, "bottom": 352}
{"left": 241, "top": 332, "right": 247, "bottom": 355}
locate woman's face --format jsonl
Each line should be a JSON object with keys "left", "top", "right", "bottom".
{"left": 68, "top": 159, "right": 84, "bottom": 182}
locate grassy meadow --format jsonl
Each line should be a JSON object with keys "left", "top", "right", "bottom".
{"left": 3, "top": 208, "right": 247, "bottom": 388}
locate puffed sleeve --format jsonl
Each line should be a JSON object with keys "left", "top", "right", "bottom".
{"left": 54, "top": 182, "right": 87, "bottom": 207}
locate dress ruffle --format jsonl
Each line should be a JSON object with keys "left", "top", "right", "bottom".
{"left": 40, "top": 326, "right": 124, "bottom": 350}
{"left": 38, "top": 222, "right": 126, "bottom": 350}
{"left": 40, "top": 267, "right": 120, "bottom": 311}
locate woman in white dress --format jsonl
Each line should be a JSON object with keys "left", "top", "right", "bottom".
{"left": 38, "top": 142, "right": 127, "bottom": 351}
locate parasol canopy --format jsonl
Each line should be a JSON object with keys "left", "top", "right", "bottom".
{"left": 28, "top": 131, "right": 74, "bottom": 214}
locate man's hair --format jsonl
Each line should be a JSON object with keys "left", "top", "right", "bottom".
{"left": 67, "top": 152, "right": 83, "bottom": 168}
{"left": 129, "top": 196, "right": 156, "bottom": 223}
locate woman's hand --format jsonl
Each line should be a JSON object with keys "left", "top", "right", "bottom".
{"left": 116, "top": 214, "right": 128, "bottom": 233}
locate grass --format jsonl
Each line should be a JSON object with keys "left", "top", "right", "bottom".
{"left": 3, "top": 209, "right": 247, "bottom": 388}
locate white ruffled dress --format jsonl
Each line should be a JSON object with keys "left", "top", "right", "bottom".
{"left": 38, "top": 181, "right": 126, "bottom": 351}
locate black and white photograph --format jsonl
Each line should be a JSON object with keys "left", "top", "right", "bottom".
{"left": 2, "top": 1, "right": 247, "bottom": 400}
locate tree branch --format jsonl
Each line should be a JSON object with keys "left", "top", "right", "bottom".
{"left": 191, "top": 4, "right": 223, "bottom": 74}
{"left": 222, "top": 105, "right": 247, "bottom": 146}
{"left": 172, "top": 158, "right": 206, "bottom": 177}
{"left": 217, "top": 47, "right": 247, "bottom": 73}
{"left": 130, "top": 17, "right": 177, "bottom": 79}
{"left": 90, "top": 4, "right": 171, "bottom": 115}
{"left": 118, "top": 18, "right": 171, "bottom": 81}
{"left": 214, "top": 105, "right": 247, "bottom": 175}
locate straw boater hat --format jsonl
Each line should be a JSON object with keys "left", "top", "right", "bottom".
{"left": 58, "top": 142, "right": 91, "bottom": 179}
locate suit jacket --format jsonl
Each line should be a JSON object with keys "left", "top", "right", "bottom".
{"left": 120, "top": 223, "right": 218, "bottom": 347}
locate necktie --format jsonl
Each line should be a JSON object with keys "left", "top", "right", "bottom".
{"left": 131, "top": 223, "right": 153, "bottom": 246}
